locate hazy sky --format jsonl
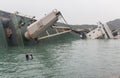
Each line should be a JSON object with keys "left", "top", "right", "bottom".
{"left": 1, "top": 0, "right": 120, "bottom": 25}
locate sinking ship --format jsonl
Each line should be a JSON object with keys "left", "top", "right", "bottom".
{"left": 0, "top": 9, "right": 119, "bottom": 47}
{"left": 0, "top": 10, "right": 77, "bottom": 47}
{"left": 85, "top": 22, "right": 120, "bottom": 39}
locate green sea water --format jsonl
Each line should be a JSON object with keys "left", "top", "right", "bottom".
{"left": 0, "top": 39, "right": 120, "bottom": 78}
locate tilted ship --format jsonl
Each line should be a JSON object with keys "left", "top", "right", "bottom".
{"left": 0, "top": 10, "right": 74, "bottom": 47}
{"left": 0, "top": 9, "right": 119, "bottom": 47}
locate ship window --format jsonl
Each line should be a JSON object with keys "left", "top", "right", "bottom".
{"left": 89, "top": 35, "right": 91, "bottom": 36}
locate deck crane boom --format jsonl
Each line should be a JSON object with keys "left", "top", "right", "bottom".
{"left": 24, "top": 10, "right": 64, "bottom": 40}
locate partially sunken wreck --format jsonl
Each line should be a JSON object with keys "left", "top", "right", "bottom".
{"left": 0, "top": 9, "right": 119, "bottom": 47}
{"left": 0, "top": 10, "right": 73, "bottom": 47}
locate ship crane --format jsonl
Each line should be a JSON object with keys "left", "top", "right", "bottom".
{"left": 24, "top": 10, "right": 71, "bottom": 40}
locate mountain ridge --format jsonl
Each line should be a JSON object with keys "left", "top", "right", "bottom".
{"left": 57, "top": 19, "right": 120, "bottom": 32}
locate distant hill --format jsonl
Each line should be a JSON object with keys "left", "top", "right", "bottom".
{"left": 70, "top": 24, "right": 97, "bottom": 30}
{"left": 56, "top": 22, "right": 97, "bottom": 30}
{"left": 107, "top": 19, "right": 120, "bottom": 31}
{"left": 57, "top": 19, "right": 120, "bottom": 32}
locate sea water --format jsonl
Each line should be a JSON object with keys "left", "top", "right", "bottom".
{"left": 0, "top": 39, "right": 120, "bottom": 78}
